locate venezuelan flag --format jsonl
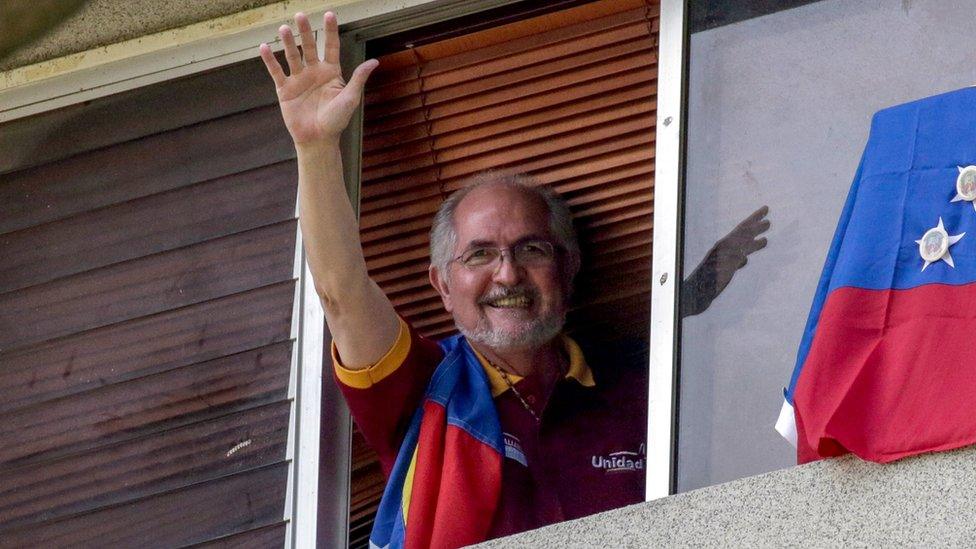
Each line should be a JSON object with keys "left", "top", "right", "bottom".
{"left": 778, "top": 87, "right": 976, "bottom": 464}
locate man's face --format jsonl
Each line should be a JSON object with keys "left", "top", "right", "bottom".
{"left": 430, "top": 185, "right": 570, "bottom": 351}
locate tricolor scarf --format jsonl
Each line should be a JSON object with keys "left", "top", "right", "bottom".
{"left": 778, "top": 87, "right": 976, "bottom": 464}
{"left": 369, "top": 334, "right": 504, "bottom": 549}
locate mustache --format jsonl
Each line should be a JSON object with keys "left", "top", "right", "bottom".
{"left": 478, "top": 285, "right": 537, "bottom": 305}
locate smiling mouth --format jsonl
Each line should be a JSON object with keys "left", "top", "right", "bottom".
{"left": 485, "top": 296, "right": 532, "bottom": 308}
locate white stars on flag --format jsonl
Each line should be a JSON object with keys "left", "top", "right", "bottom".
{"left": 951, "top": 165, "right": 976, "bottom": 211}
{"left": 916, "top": 217, "right": 965, "bottom": 272}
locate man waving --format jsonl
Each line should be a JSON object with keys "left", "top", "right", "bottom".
{"left": 260, "top": 10, "right": 766, "bottom": 548}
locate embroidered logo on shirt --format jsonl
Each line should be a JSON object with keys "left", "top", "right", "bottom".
{"left": 591, "top": 443, "right": 645, "bottom": 473}
{"left": 503, "top": 433, "right": 528, "bottom": 467}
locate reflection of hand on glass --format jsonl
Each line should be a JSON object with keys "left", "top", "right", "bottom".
{"left": 681, "top": 205, "right": 770, "bottom": 318}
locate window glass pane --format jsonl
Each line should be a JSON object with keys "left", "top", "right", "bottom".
{"left": 679, "top": 0, "right": 976, "bottom": 490}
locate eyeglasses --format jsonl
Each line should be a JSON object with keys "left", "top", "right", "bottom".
{"left": 453, "top": 239, "right": 558, "bottom": 269}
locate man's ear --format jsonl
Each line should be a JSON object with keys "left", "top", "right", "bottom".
{"left": 429, "top": 264, "right": 453, "bottom": 312}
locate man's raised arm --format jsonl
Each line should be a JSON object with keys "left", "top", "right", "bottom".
{"left": 259, "top": 11, "right": 399, "bottom": 369}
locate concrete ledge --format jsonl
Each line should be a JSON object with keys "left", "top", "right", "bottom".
{"left": 480, "top": 445, "right": 976, "bottom": 547}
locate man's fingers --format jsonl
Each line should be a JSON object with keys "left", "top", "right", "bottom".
{"left": 334, "top": 59, "right": 378, "bottom": 112}
{"left": 295, "top": 12, "right": 319, "bottom": 65}
{"left": 323, "top": 11, "right": 341, "bottom": 65}
{"left": 259, "top": 43, "right": 286, "bottom": 87}
{"left": 279, "top": 25, "right": 303, "bottom": 75}
{"left": 347, "top": 59, "right": 379, "bottom": 92}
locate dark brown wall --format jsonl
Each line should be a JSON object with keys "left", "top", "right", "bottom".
{"left": 0, "top": 56, "right": 297, "bottom": 547}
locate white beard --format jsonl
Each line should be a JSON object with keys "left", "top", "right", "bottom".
{"left": 456, "top": 310, "right": 565, "bottom": 351}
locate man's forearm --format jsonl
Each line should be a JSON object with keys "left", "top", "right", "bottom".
{"left": 295, "top": 140, "right": 400, "bottom": 368}
{"left": 259, "top": 9, "right": 395, "bottom": 369}
{"left": 296, "top": 141, "right": 366, "bottom": 296}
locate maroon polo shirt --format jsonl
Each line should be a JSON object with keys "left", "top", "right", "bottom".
{"left": 334, "top": 317, "right": 647, "bottom": 541}
{"left": 483, "top": 341, "right": 647, "bottom": 537}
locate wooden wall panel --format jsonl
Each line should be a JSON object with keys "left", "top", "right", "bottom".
{"left": 0, "top": 341, "right": 291, "bottom": 468}
{"left": 0, "top": 104, "right": 295, "bottom": 236}
{"left": 0, "top": 281, "right": 295, "bottom": 415}
{"left": 0, "top": 55, "right": 297, "bottom": 545}
{"left": 0, "top": 462, "right": 289, "bottom": 548}
{"left": 189, "top": 522, "right": 288, "bottom": 548}
{"left": 0, "top": 221, "right": 296, "bottom": 352}
{"left": 0, "top": 160, "right": 297, "bottom": 293}
{"left": 0, "top": 57, "right": 280, "bottom": 175}
{"left": 0, "top": 401, "right": 290, "bottom": 529}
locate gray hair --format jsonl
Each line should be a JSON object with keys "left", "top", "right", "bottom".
{"left": 429, "top": 172, "right": 580, "bottom": 281}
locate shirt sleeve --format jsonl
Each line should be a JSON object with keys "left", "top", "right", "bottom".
{"left": 332, "top": 316, "right": 444, "bottom": 475}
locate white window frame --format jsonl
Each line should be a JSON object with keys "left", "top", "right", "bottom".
{"left": 646, "top": 0, "right": 687, "bottom": 501}
{"left": 0, "top": 0, "right": 688, "bottom": 542}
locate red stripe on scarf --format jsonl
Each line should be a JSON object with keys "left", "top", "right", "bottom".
{"left": 406, "top": 400, "right": 502, "bottom": 549}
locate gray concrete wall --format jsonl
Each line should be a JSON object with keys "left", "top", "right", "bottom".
{"left": 679, "top": 0, "right": 976, "bottom": 491}
{"left": 1, "top": 0, "right": 281, "bottom": 71}
{"left": 481, "top": 445, "right": 976, "bottom": 547}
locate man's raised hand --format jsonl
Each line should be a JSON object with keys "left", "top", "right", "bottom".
{"left": 259, "top": 11, "right": 378, "bottom": 144}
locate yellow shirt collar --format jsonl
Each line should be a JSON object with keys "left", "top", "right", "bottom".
{"left": 472, "top": 335, "right": 596, "bottom": 398}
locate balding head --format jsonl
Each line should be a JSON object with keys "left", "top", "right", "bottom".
{"left": 429, "top": 172, "right": 581, "bottom": 290}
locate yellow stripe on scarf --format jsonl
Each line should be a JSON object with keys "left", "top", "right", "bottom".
{"left": 401, "top": 445, "right": 419, "bottom": 523}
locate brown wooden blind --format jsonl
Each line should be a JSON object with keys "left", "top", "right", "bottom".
{"left": 351, "top": 0, "right": 659, "bottom": 545}
{"left": 0, "top": 57, "right": 297, "bottom": 546}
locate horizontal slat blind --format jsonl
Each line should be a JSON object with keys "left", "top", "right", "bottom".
{"left": 0, "top": 56, "right": 297, "bottom": 545}
{"left": 351, "top": 0, "right": 659, "bottom": 545}
{"left": 360, "top": 0, "right": 658, "bottom": 341}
